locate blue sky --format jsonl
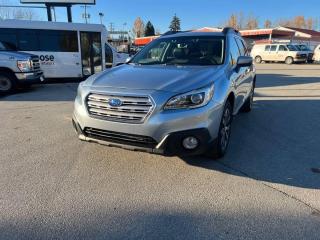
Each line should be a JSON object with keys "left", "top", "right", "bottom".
{"left": 9, "top": 0, "right": 320, "bottom": 32}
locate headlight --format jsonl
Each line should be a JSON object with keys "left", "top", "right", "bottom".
{"left": 164, "top": 84, "right": 214, "bottom": 110}
{"left": 17, "top": 60, "right": 32, "bottom": 72}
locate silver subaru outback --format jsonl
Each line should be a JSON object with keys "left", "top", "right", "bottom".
{"left": 73, "top": 28, "right": 256, "bottom": 158}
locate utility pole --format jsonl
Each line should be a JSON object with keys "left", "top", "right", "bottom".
{"left": 81, "top": 5, "right": 91, "bottom": 24}
{"left": 109, "top": 22, "right": 114, "bottom": 41}
{"left": 99, "top": 12, "right": 104, "bottom": 24}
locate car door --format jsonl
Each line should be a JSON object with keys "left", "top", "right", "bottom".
{"left": 229, "top": 37, "right": 245, "bottom": 112}
{"left": 262, "top": 45, "right": 272, "bottom": 61}
{"left": 268, "top": 45, "right": 278, "bottom": 61}
{"left": 236, "top": 37, "right": 253, "bottom": 99}
{"left": 278, "top": 45, "right": 288, "bottom": 61}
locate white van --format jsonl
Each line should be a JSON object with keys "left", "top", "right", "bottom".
{"left": 251, "top": 43, "right": 307, "bottom": 64}
{"left": 313, "top": 44, "right": 320, "bottom": 62}
{"left": 0, "top": 20, "right": 128, "bottom": 79}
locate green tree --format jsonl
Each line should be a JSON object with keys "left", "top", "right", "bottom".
{"left": 169, "top": 14, "right": 181, "bottom": 32}
{"left": 145, "top": 21, "right": 155, "bottom": 36}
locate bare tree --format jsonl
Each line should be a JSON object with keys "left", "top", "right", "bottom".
{"left": 227, "top": 14, "right": 238, "bottom": 29}
{"left": 0, "top": 0, "right": 38, "bottom": 20}
{"left": 306, "top": 17, "right": 314, "bottom": 30}
{"left": 246, "top": 14, "right": 259, "bottom": 30}
{"left": 264, "top": 19, "right": 272, "bottom": 28}
{"left": 293, "top": 16, "right": 306, "bottom": 28}
{"left": 132, "top": 17, "right": 145, "bottom": 38}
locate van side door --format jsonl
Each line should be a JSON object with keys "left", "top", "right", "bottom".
{"left": 263, "top": 45, "right": 271, "bottom": 61}
{"left": 268, "top": 45, "right": 278, "bottom": 61}
{"left": 278, "top": 45, "right": 288, "bottom": 61}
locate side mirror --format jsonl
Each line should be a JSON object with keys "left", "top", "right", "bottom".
{"left": 237, "top": 56, "right": 253, "bottom": 68}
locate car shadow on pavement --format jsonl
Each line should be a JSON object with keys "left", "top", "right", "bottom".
{"left": 256, "top": 73, "right": 320, "bottom": 88}
{"left": 0, "top": 83, "right": 79, "bottom": 102}
{"left": 1, "top": 208, "right": 319, "bottom": 240}
{"left": 181, "top": 98, "right": 320, "bottom": 189}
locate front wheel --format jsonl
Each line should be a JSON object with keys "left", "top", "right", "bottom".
{"left": 285, "top": 57, "right": 294, "bottom": 65}
{"left": 206, "top": 100, "right": 233, "bottom": 159}
{"left": 255, "top": 56, "right": 262, "bottom": 64}
{"left": 0, "top": 72, "right": 16, "bottom": 95}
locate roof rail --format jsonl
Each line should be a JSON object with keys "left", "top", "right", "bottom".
{"left": 161, "top": 30, "right": 190, "bottom": 36}
{"left": 222, "top": 27, "right": 240, "bottom": 35}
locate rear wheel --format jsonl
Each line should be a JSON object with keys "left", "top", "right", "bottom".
{"left": 285, "top": 57, "right": 294, "bottom": 65}
{"left": 255, "top": 56, "right": 262, "bottom": 64}
{"left": 206, "top": 100, "right": 233, "bottom": 159}
{"left": 0, "top": 72, "right": 16, "bottom": 95}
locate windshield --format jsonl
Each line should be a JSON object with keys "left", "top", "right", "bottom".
{"left": 131, "top": 36, "right": 225, "bottom": 66}
{"left": 287, "top": 45, "right": 298, "bottom": 51}
{"left": 0, "top": 41, "right": 17, "bottom": 51}
{"left": 299, "top": 45, "right": 311, "bottom": 51}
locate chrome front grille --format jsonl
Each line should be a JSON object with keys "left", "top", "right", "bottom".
{"left": 31, "top": 57, "right": 40, "bottom": 71}
{"left": 86, "top": 93, "right": 154, "bottom": 123}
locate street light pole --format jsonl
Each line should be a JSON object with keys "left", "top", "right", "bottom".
{"left": 99, "top": 12, "right": 104, "bottom": 25}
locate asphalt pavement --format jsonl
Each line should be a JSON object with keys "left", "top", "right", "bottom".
{"left": 0, "top": 64, "right": 320, "bottom": 240}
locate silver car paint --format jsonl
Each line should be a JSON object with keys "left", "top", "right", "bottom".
{"left": 74, "top": 32, "right": 255, "bottom": 149}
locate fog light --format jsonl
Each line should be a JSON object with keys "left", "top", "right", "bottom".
{"left": 182, "top": 136, "right": 199, "bottom": 150}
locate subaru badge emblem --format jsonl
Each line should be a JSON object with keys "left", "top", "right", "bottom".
{"left": 109, "top": 98, "right": 122, "bottom": 107}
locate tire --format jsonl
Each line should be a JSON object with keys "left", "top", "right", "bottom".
{"left": 241, "top": 79, "right": 255, "bottom": 113}
{"left": 285, "top": 57, "right": 294, "bottom": 65}
{"left": 255, "top": 56, "right": 262, "bottom": 64}
{"left": 206, "top": 100, "right": 233, "bottom": 159}
{"left": 0, "top": 72, "right": 16, "bottom": 95}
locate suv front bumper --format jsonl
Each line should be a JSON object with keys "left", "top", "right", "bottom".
{"left": 72, "top": 117, "right": 216, "bottom": 156}
{"left": 15, "top": 71, "right": 44, "bottom": 84}
{"left": 73, "top": 92, "right": 224, "bottom": 156}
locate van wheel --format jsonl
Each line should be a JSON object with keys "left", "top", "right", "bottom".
{"left": 285, "top": 57, "right": 294, "bottom": 65}
{"left": 0, "top": 72, "right": 16, "bottom": 95}
{"left": 206, "top": 100, "right": 233, "bottom": 159}
{"left": 255, "top": 56, "right": 262, "bottom": 64}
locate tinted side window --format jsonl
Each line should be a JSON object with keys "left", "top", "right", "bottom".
{"left": 265, "top": 45, "right": 270, "bottom": 51}
{"left": 0, "top": 28, "right": 18, "bottom": 50}
{"left": 279, "top": 45, "right": 287, "bottom": 51}
{"left": 229, "top": 37, "right": 240, "bottom": 66}
{"left": 270, "top": 45, "right": 277, "bottom": 51}
{"left": 235, "top": 38, "right": 246, "bottom": 56}
{"left": 39, "top": 30, "right": 78, "bottom": 52}
{"left": 17, "top": 29, "right": 39, "bottom": 51}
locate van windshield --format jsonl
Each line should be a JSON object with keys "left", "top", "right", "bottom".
{"left": 131, "top": 36, "right": 225, "bottom": 66}
{"left": 0, "top": 41, "right": 17, "bottom": 51}
{"left": 299, "top": 45, "right": 311, "bottom": 51}
{"left": 287, "top": 45, "right": 298, "bottom": 51}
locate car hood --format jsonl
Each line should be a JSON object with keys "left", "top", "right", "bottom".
{"left": 85, "top": 64, "right": 224, "bottom": 93}
{"left": 0, "top": 51, "right": 36, "bottom": 59}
